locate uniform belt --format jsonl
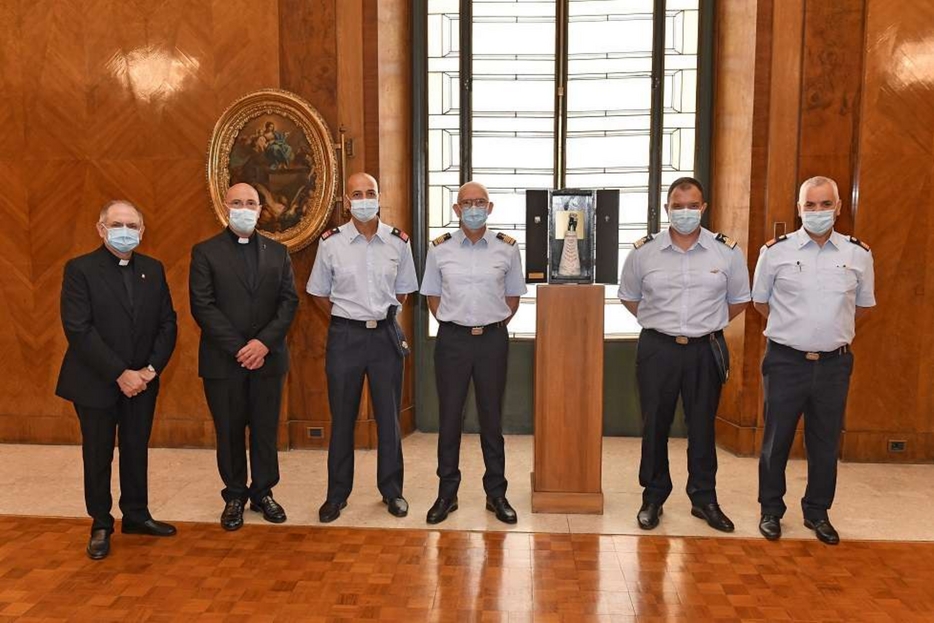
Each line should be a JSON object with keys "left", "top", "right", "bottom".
{"left": 440, "top": 320, "right": 506, "bottom": 336}
{"left": 331, "top": 316, "right": 387, "bottom": 329}
{"left": 644, "top": 328, "right": 722, "bottom": 345}
{"left": 768, "top": 340, "right": 849, "bottom": 361}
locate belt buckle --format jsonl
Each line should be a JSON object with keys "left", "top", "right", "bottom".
{"left": 365, "top": 320, "right": 378, "bottom": 329}
{"left": 805, "top": 352, "right": 820, "bottom": 361}
{"left": 675, "top": 336, "right": 689, "bottom": 345}
{"left": 471, "top": 327, "right": 484, "bottom": 336}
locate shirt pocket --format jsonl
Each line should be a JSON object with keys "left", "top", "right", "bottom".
{"left": 694, "top": 268, "right": 727, "bottom": 297}
{"left": 822, "top": 266, "right": 858, "bottom": 293}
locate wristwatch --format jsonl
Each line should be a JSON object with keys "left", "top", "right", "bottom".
{"left": 146, "top": 365, "right": 157, "bottom": 375}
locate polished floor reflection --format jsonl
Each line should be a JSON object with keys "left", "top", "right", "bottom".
{"left": 2, "top": 433, "right": 934, "bottom": 541}
{"left": 1, "top": 516, "right": 933, "bottom": 621}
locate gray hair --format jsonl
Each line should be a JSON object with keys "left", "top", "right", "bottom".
{"left": 798, "top": 176, "right": 840, "bottom": 204}
{"left": 99, "top": 200, "right": 144, "bottom": 226}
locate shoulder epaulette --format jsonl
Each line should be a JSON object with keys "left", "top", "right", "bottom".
{"left": 765, "top": 234, "right": 788, "bottom": 248}
{"left": 431, "top": 233, "right": 452, "bottom": 247}
{"left": 715, "top": 233, "right": 738, "bottom": 249}
{"left": 848, "top": 236, "right": 871, "bottom": 252}
{"left": 496, "top": 232, "right": 517, "bottom": 246}
{"left": 391, "top": 228, "right": 410, "bottom": 243}
{"left": 321, "top": 227, "right": 341, "bottom": 241}
{"left": 633, "top": 233, "right": 654, "bottom": 250}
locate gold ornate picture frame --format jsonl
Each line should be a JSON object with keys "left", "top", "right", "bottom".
{"left": 207, "top": 89, "right": 338, "bottom": 251}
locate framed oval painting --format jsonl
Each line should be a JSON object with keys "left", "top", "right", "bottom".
{"left": 207, "top": 89, "right": 338, "bottom": 251}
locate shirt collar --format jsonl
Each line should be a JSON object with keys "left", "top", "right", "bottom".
{"left": 657, "top": 227, "right": 710, "bottom": 251}
{"left": 454, "top": 227, "right": 491, "bottom": 247}
{"left": 794, "top": 227, "right": 842, "bottom": 249}
{"left": 226, "top": 227, "right": 254, "bottom": 244}
{"left": 344, "top": 219, "right": 386, "bottom": 243}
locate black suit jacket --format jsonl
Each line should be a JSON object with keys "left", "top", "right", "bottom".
{"left": 56, "top": 246, "right": 178, "bottom": 409}
{"left": 189, "top": 230, "right": 298, "bottom": 379}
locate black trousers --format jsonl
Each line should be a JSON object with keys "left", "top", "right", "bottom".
{"left": 325, "top": 320, "right": 404, "bottom": 504}
{"left": 636, "top": 329, "right": 723, "bottom": 506}
{"left": 434, "top": 322, "right": 509, "bottom": 499}
{"left": 758, "top": 341, "right": 853, "bottom": 521}
{"left": 75, "top": 387, "right": 158, "bottom": 534}
{"left": 203, "top": 373, "right": 284, "bottom": 504}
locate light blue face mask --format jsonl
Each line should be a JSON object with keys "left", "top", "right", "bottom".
{"left": 801, "top": 209, "right": 835, "bottom": 235}
{"left": 229, "top": 207, "right": 259, "bottom": 235}
{"left": 106, "top": 226, "right": 140, "bottom": 254}
{"left": 350, "top": 198, "right": 379, "bottom": 223}
{"left": 668, "top": 208, "right": 702, "bottom": 235}
{"left": 460, "top": 206, "right": 489, "bottom": 231}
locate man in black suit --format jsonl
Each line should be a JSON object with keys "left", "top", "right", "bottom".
{"left": 190, "top": 183, "right": 298, "bottom": 531}
{"left": 56, "top": 200, "right": 178, "bottom": 560}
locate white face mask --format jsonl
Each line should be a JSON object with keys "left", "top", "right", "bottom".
{"left": 350, "top": 198, "right": 379, "bottom": 223}
{"left": 668, "top": 208, "right": 702, "bottom": 235}
{"left": 801, "top": 209, "right": 836, "bottom": 235}
{"left": 229, "top": 208, "right": 259, "bottom": 235}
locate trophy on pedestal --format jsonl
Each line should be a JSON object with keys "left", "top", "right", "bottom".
{"left": 525, "top": 188, "right": 620, "bottom": 285}
{"left": 549, "top": 192, "right": 594, "bottom": 284}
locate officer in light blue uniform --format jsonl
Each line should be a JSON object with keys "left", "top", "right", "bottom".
{"left": 753, "top": 175, "right": 875, "bottom": 546}
{"left": 420, "top": 180, "right": 527, "bottom": 526}
{"left": 619, "top": 176, "right": 750, "bottom": 533}
{"left": 307, "top": 172, "right": 418, "bottom": 524}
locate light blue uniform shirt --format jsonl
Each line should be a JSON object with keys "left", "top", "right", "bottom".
{"left": 307, "top": 220, "right": 418, "bottom": 321}
{"left": 420, "top": 228, "right": 528, "bottom": 326}
{"left": 618, "top": 227, "right": 751, "bottom": 337}
{"left": 752, "top": 227, "right": 875, "bottom": 352}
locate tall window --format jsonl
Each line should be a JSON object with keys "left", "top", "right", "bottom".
{"left": 426, "top": 0, "right": 706, "bottom": 337}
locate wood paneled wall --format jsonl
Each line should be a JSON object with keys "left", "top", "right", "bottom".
{"left": 712, "top": 0, "right": 934, "bottom": 462}
{"left": 0, "top": 0, "right": 413, "bottom": 449}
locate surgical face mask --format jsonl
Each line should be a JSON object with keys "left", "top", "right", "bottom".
{"left": 229, "top": 207, "right": 259, "bottom": 234}
{"left": 668, "top": 208, "right": 702, "bottom": 235}
{"left": 350, "top": 198, "right": 379, "bottom": 223}
{"left": 801, "top": 209, "right": 835, "bottom": 235}
{"left": 106, "top": 226, "right": 140, "bottom": 254}
{"left": 460, "top": 206, "right": 489, "bottom": 231}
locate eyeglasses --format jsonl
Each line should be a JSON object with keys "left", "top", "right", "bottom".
{"left": 458, "top": 199, "right": 489, "bottom": 209}
{"left": 227, "top": 200, "right": 259, "bottom": 209}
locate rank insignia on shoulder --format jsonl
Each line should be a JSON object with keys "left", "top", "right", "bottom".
{"left": 715, "top": 233, "right": 738, "bottom": 249}
{"left": 765, "top": 234, "right": 788, "bottom": 248}
{"left": 848, "top": 236, "right": 871, "bottom": 252}
{"left": 431, "top": 233, "right": 452, "bottom": 246}
{"left": 496, "top": 232, "right": 517, "bottom": 246}
{"left": 321, "top": 227, "right": 341, "bottom": 241}
{"left": 391, "top": 228, "right": 410, "bottom": 243}
{"left": 633, "top": 233, "right": 655, "bottom": 249}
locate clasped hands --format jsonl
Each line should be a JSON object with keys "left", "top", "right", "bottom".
{"left": 117, "top": 367, "right": 156, "bottom": 398}
{"left": 237, "top": 339, "right": 269, "bottom": 370}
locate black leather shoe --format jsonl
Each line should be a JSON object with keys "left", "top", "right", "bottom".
{"left": 691, "top": 503, "right": 735, "bottom": 533}
{"left": 86, "top": 529, "right": 110, "bottom": 560}
{"left": 804, "top": 518, "right": 840, "bottom": 545}
{"left": 426, "top": 497, "right": 458, "bottom": 524}
{"left": 759, "top": 515, "right": 782, "bottom": 541}
{"left": 637, "top": 502, "right": 663, "bottom": 530}
{"left": 318, "top": 500, "right": 347, "bottom": 524}
{"left": 383, "top": 497, "right": 408, "bottom": 518}
{"left": 221, "top": 499, "right": 245, "bottom": 531}
{"left": 250, "top": 496, "right": 287, "bottom": 524}
{"left": 121, "top": 518, "right": 177, "bottom": 537}
{"left": 486, "top": 496, "right": 518, "bottom": 524}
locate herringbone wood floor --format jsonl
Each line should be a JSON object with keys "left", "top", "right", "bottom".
{"left": 1, "top": 516, "right": 933, "bottom": 621}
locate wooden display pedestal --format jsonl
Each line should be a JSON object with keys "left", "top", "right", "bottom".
{"left": 531, "top": 285, "right": 604, "bottom": 514}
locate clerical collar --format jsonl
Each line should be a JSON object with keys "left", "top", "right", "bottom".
{"left": 227, "top": 227, "right": 254, "bottom": 245}
{"left": 118, "top": 259, "right": 130, "bottom": 266}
